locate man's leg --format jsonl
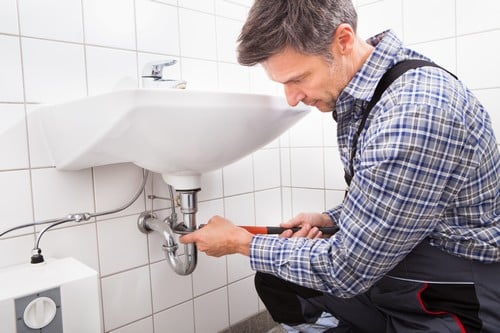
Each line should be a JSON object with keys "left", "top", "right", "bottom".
{"left": 254, "top": 272, "right": 386, "bottom": 333}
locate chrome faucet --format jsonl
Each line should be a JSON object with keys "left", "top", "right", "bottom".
{"left": 141, "top": 60, "right": 187, "bottom": 89}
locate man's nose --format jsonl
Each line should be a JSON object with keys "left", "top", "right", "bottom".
{"left": 284, "top": 84, "right": 305, "bottom": 107}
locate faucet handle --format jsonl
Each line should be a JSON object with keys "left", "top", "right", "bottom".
{"left": 142, "top": 59, "right": 177, "bottom": 79}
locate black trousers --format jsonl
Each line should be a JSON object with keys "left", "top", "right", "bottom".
{"left": 255, "top": 241, "right": 500, "bottom": 333}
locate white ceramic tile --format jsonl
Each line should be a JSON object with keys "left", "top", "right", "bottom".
{"left": 179, "top": 8, "right": 217, "bottom": 60}
{"left": 280, "top": 148, "right": 291, "bottom": 187}
{"left": 136, "top": 0, "right": 180, "bottom": 55}
{"left": 180, "top": 57, "right": 218, "bottom": 90}
{"left": 0, "top": 235, "right": 33, "bottom": 268}
{"left": 178, "top": 0, "right": 214, "bottom": 13}
{"left": 97, "top": 215, "right": 149, "bottom": 275}
{"left": 291, "top": 188, "right": 325, "bottom": 216}
{"left": 0, "top": 36, "right": 24, "bottom": 102}
{"left": 41, "top": 223, "right": 99, "bottom": 272}
{"left": 456, "top": 0, "right": 500, "bottom": 35}
{"left": 403, "top": 0, "right": 455, "bottom": 44}
{"left": 0, "top": 0, "right": 19, "bottom": 34}
{"left": 227, "top": 253, "right": 253, "bottom": 283}
{"left": 290, "top": 148, "right": 324, "bottom": 189}
{"left": 154, "top": 301, "right": 195, "bottom": 333}
{"left": 216, "top": 17, "right": 241, "bottom": 63}
{"left": 31, "top": 168, "right": 94, "bottom": 221}
{"left": 215, "top": 0, "right": 250, "bottom": 21}
{"left": 325, "top": 190, "right": 345, "bottom": 211}
{"left": 457, "top": 30, "right": 500, "bottom": 90}
{"left": 22, "top": 38, "right": 86, "bottom": 104}
{"left": 224, "top": 193, "right": 255, "bottom": 226}
{"left": 249, "top": 65, "right": 282, "bottom": 96}
{"left": 192, "top": 252, "right": 227, "bottom": 296}
{"left": 109, "top": 317, "right": 153, "bottom": 333}
{"left": 255, "top": 188, "right": 282, "bottom": 226}
{"left": 18, "top": 0, "right": 83, "bottom": 42}
{"left": 192, "top": 197, "right": 224, "bottom": 226}
{"left": 222, "top": 155, "right": 253, "bottom": 196}
{"left": 150, "top": 260, "right": 193, "bottom": 311}
{"left": 149, "top": 0, "right": 177, "bottom": 5}
{"left": 0, "top": 104, "right": 29, "bottom": 170}
{"left": 281, "top": 187, "right": 292, "bottom": 221}
{"left": 83, "top": 0, "right": 136, "bottom": 49}
{"left": 356, "top": 0, "right": 403, "bottom": 40}
{"left": 93, "top": 163, "right": 146, "bottom": 219}
{"left": 324, "top": 147, "right": 346, "bottom": 191}
{"left": 26, "top": 104, "right": 54, "bottom": 168}
{"left": 228, "top": 276, "right": 259, "bottom": 325}
{"left": 193, "top": 288, "right": 229, "bottom": 333}
{"left": 253, "top": 148, "right": 280, "bottom": 191}
{"left": 323, "top": 112, "right": 337, "bottom": 147}
{"left": 0, "top": 170, "right": 32, "bottom": 232}
{"left": 410, "top": 38, "right": 457, "bottom": 74}
{"left": 289, "top": 112, "right": 324, "bottom": 147}
{"left": 218, "top": 62, "right": 249, "bottom": 93}
{"left": 101, "top": 266, "right": 152, "bottom": 331}
{"left": 473, "top": 89, "right": 500, "bottom": 143}
{"left": 86, "top": 46, "right": 138, "bottom": 96}
{"left": 263, "top": 137, "right": 280, "bottom": 149}
{"left": 199, "top": 169, "right": 223, "bottom": 201}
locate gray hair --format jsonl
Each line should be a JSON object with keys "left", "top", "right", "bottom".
{"left": 237, "top": 0, "right": 357, "bottom": 66}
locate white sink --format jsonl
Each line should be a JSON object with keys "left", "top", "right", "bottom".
{"left": 32, "top": 89, "right": 310, "bottom": 189}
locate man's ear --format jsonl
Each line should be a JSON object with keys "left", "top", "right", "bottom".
{"left": 330, "top": 23, "right": 355, "bottom": 55}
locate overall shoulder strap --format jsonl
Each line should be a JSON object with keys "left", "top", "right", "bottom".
{"left": 344, "top": 59, "right": 457, "bottom": 186}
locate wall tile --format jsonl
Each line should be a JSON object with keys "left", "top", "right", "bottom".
{"left": 322, "top": 112, "right": 337, "bottom": 147}
{"left": 179, "top": 8, "right": 217, "bottom": 60}
{"left": 97, "top": 215, "right": 149, "bottom": 276}
{"left": 26, "top": 104, "right": 54, "bottom": 168}
{"left": 153, "top": 301, "right": 195, "bottom": 333}
{"left": 0, "top": 104, "right": 29, "bottom": 170}
{"left": 109, "top": 317, "right": 153, "bottom": 333}
{"left": 456, "top": 0, "right": 500, "bottom": 35}
{"left": 0, "top": 0, "right": 19, "bottom": 34}
{"left": 180, "top": 57, "right": 218, "bottom": 90}
{"left": 0, "top": 235, "right": 33, "bottom": 269}
{"left": 86, "top": 46, "right": 138, "bottom": 96}
{"left": 324, "top": 147, "right": 345, "bottom": 191}
{"left": 325, "top": 190, "right": 345, "bottom": 212}
{"left": 253, "top": 148, "right": 280, "bottom": 191}
{"left": 410, "top": 38, "right": 457, "bottom": 74}
{"left": 31, "top": 168, "right": 94, "bottom": 221}
{"left": 41, "top": 223, "right": 99, "bottom": 272}
{"left": 356, "top": 0, "right": 403, "bottom": 40}
{"left": 0, "top": 170, "right": 32, "bottom": 232}
{"left": 93, "top": 163, "right": 146, "bottom": 219}
{"left": 291, "top": 188, "right": 325, "bottom": 216}
{"left": 218, "top": 62, "right": 250, "bottom": 92}
{"left": 101, "top": 266, "right": 152, "bottom": 331}
{"left": 199, "top": 169, "right": 224, "bottom": 201}
{"left": 281, "top": 187, "right": 292, "bottom": 221}
{"left": 216, "top": 17, "right": 242, "bottom": 63}
{"left": 280, "top": 148, "right": 291, "bottom": 187}
{"left": 178, "top": 0, "right": 214, "bottom": 13}
{"left": 473, "top": 88, "right": 500, "bottom": 144}
{"left": 403, "top": 0, "right": 455, "bottom": 44}
{"left": 18, "top": 0, "right": 83, "bottom": 42}
{"left": 215, "top": 0, "right": 250, "bottom": 21}
{"left": 136, "top": 0, "right": 180, "bottom": 55}
{"left": 290, "top": 147, "right": 324, "bottom": 189}
{"left": 150, "top": 260, "right": 193, "bottom": 312}
{"left": 228, "top": 276, "right": 259, "bottom": 325}
{"left": 0, "top": 35, "right": 23, "bottom": 102}
{"left": 22, "top": 38, "right": 86, "bottom": 103}
{"left": 194, "top": 288, "right": 229, "bottom": 333}
{"left": 192, "top": 253, "right": 227, "bottom": 297}
{"left": 457, "top": 30, "right": 500, "bottom": 89}
{"left": 255, "top": 188, "right": 282, "bottom": 227}
{"left": 249, "top": 65, "right": 282, "bottom": 96}
{"left": 223, "top": 155, "right": 253, "bottom": 196}
{"left": 138, "top": 53, "right": 181, "bottom": 88}
{"left": 289, "top": 112, "right": 324, "bottom": 147}
{"left": 83, "top": 0, "right": 136, "bottom": 49}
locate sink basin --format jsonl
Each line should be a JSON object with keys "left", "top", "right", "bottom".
{"left": 32, "top": 89, "right": 310, "bottom": 189}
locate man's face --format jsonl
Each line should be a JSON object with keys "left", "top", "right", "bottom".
{"left": 262, "top": 46, "right": 351, "bottom": 113}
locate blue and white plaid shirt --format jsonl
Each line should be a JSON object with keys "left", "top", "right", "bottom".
{"left": 250, "top": 30, "right": 500, "bottom": 297}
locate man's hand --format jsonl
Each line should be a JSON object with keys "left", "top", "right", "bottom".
{"left": 179, "top": 215, "right": 253, "bottom": 257}
{"left": 279, "top": 212, "right": 335, "bottom": 238}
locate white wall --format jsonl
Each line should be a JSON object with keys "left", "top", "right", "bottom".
{"left": 0, "top": 1, "right": 499, "bottom": 332}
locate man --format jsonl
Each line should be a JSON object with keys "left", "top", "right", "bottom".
{"left": 181, "top": 0, "right": 500, "bottom": 332}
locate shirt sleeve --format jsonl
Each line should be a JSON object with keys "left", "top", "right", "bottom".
{"left": 250, "top": 100, "right": 472, "bottom": 298}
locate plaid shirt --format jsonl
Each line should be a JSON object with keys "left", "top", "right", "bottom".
{"left": 250, "top": 30, "right": 500, "bottom": 297}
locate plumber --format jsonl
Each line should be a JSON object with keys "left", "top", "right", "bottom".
{"left": 181, "top": 0, "right": 500, "bottom": 332}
